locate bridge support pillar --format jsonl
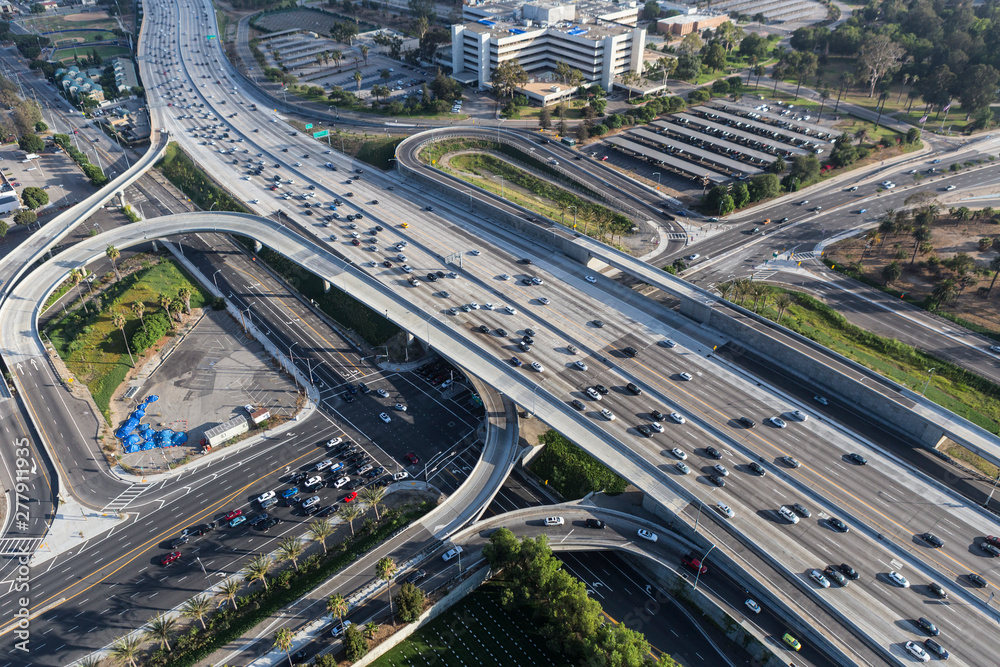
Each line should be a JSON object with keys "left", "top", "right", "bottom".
{"left": 323, "top": 279, "right": 331, "bottom": 293}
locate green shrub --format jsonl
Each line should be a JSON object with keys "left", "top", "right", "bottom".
{"left": 529, "top": 430, "right": 627, "bottom": 498}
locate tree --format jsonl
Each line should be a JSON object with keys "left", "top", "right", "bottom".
{"left": 361, "top": 484, "right": 386, "bottom": 520}
{"left": 716, "top": 281, "right": 735, "bottom": 301}
{"left": 220, "top": 577, "right": 242, "bottom": 611}
{"left": 704, "top": 42, "right": 727, "bottom": 72}
{"left": 770, "top": 62, "right": 786, "bottom": 95}
{"left": 490, "top": 59, "right": 527, "bottom": 102}
{"left": 772, "top": 292, "right": 793, "bottom": 323}
{"left": 106, "top": 244, "right": 121, "bottom": 280}
{"left": 376, "top": 556, "right": 398, "bottom": 616}
{"left": 29, "top": 3, "right": 44, "bottom": 14}
{"left": 919, "top": 65, "right": 955, "bottom": 110}
{"left": 180, "top": 595, "right": 213, "bottom": 630}
{"left": 788, "top": 154, "right": 821, "bottom": 184}
{"left": 858, "top": 34, "right": 904, "bottom": 98}
{"left": 274, "top": 628, "right": 294, "bottom": 666}
{"left": 20, "top": 186, "right": 48, "bottom": 210}
{"left": 353, "top": 70, "right": 362, "bottom": 93}
{"left": 642, "top": 0, "right": 660, "bottom": 21}
{"left": 738, "top": 32, "right": 769, "bottom": 62}
{"left": 987, "top": 255, "right": 1000, "bottom": 298}
{"left": 539, "top": 106, "right": 552, "bottom": 130}
{"left": 144, "top": 613, "right": 177, "bottom": 653}
{"left": 327, "top": 593, "right": 348, "bottom": 628}
{"left": 359, "top": 44, "right": 369, "bottom": 67}
{"left": 177, "top": 286, "right": 191, "bottom": 314}
{"left": 931, "top": 278, "right": 957, "bottom": 308}
{"left": 109, "top": 634, "right": 141, "bottom": 667}
{"left": 112, "top": 309, "right": 135, "bottom": 367}
{"left": 882, "top": 260, "right": 902, "bottom": 286}
{"left": 277, "top": 537, "right": 304, "bottom": 571}
{"left": 732, "top": 182, "right": 750, "bottom": 208}
{"left": 0, "top": 221, "right": 8, "bottom": 238}
{"left": 395, "top": 582, "right": 425, "bottom": 622}
{"left": 17, "top": 132, "right": 43, "bottom": 153}
{"left": 307, "top": 518, "right": 335, "bottom": 554}
{"left": 243, "top": 553, "right": 272, "bottom": 591}
{"left": 413, "top": 15, "right": 429, "bottom": 40}
{"left": 958, "top": 64, "right": 1000, "bottom": 116}
{"left": 911, "top": 226, "right": 932, "bottom": 264}
{"left": 344, "top": 625, "right": 367, "bottom": 662}
{"left": 677, "top": 32, "right": 703, "bottom": 55}
{"left": 748, "top": 173, "right": 780, "bottom": 201}
{"left": 340, "top": 503, "right": 361, "bottom": 536}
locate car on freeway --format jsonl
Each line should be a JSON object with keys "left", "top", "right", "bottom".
{"left": 636, "top": 424, "right": 653, "bottom": 437}
{"left": 670, "top": 448, "right": 687, "bottom": 460}
{"left": 905, "top": 641, "right": 930, "bottom": 662}
{"left": 981, "top": 541, "right": 1000, "bottom": 556}
{"left": 920, "top": 532, "right": 944, "bottom": 548}
{"left": 505, "top": 306, "right": 517, "bottom": 315}
{"left": 923, "top": 639, "right": 948, "bottom": 660}
{"left": 681, "top": 554, "right": 707, "bottom": 573}
{"left": 282, "top": 487, "right": 299, "bottom": 499}
{"left": 675, "top": 462, "right": 691, "bottom": 475}
{"left": 331, "top": 620, "right": 353, "bottom": 637}
{"left": 916, "top": 617, "right": 939, "bottom": 636}
{"left": 782, "top": 456, "right": 801, "bottom": 468}
{"left": 470, "top": 250, "right": 481, "bottom": 256}
{"left": 168, "top": 534, "right": 190, "bottom": 549}
{"left": 828, "top": 517, "right": 850, "bottom": 532}
{"left": 585, "top": 275, "right": 597, "bottom": 283}
{"left": 314, "top": 460, "right": 334, "bottom": 472}
{"left": 637, "top": 529, "right": 657, "bottom": 542}
{"left": 392, "top": 471, "right": 410, "bottom": 481}
{"left": 649, "top": 409, "right": 665, "bottom": 421}
{"left": 224, "top": 509, "right": 242, "bottom": 522}
{"left": 379, "top": 412, "right": 391, "bottom": 423}
{"left": 659, "top": 339, "right": 677, "bottom": 348}
{"left": 748, "top": 461, "right": 766, "bottom": 476}
{"left": 510, "top": 357, "right": 522, "bottom": 367}
{"left": 888, "top": 571, "right": 910, "bottom": 588}
{"left": 810, "top": 570, "right": 830, "bottom": 588}
{"left": 945, "top": 184, "right": 956, "bottom": 191}
{"left": 585, "top": 387, "right": 601, "bottom": 400}
{"left": 326, "top": 437, "right": 343, "bottom": 448}
{"left": 716, "top": 502, "right": 735, "bottom": 519}
{"left": 744, "top": 599, "right": 760, "bottom": 614}
{"left": 738, "top": 416, "right": 756, "bottom": 428}
{"left": 778, "top": 506, "right": 800, "bottom": 524}
{"left": 304, "top": 476, "right": 323, "bottom": 489}
{"left": 586, "top": 519, "right": 606, "bottom": 529}
{"left": 500, "top": 274, "right": 511, "bottom": 281}
{"left": 928, "top": 581, "right": 947, "bottom": 598}
{"left": 601, "top": 408, "right": 616, "bottom": 421}
{"left": 571, "top": 399, "right": 586, "bottom": 411}
{"left": 791, "top": 503, "right": 811, "bottom": 518}
{"left": 686, "top": 254, "right": 700, "bottom": 261}
{"left": 847, "top": 453, "right": 868, "bottom": 465}
{"left": 709, "top": 474, "right": 726, "bottom": 487}
{"left": 782, "top": 634, "right": 801, "bottom": 651}
{"left": 679, "top": 372, "right": 693, "bottom": 381}
{"left": 626, "top": 382, "right": 642, "bottom": 395}
{"left": 302, "top": 496, "right": 321, "bottom": 509}
{"left": 229, "top": 515, "right": 247, "bottom": 527}
{"left": 161, "top": 551, "right": 182, "bottom": 566}
{"left": 248, "top": 513, "right": 269, "bottom": 527}
{"left": 769, "top": 417, "right": 786, "bottom": 428}
{"left": 824, "top": 566, "right": 848, "bottom": 587}
{"left": 840, "top": 563, "right": 859, "bottom": 580}
{"left": 538, "top": 297, "right": 550, "bottom": 305}
{"left": 574, "top": 360, "right": 588, "bottom": 371}
{"left": 814, "top": 395, "right": 829, "bottom": 405}
{"left": 705, "top": 446, "right": 723, "bottom": 459}
{"left": 257, "top": 517, "right": 281, "bottom": 531}
{"left": 592, "top": 320, "right": 604, "bottom": 328}
{"left": 669, "top": 412, "right": 685, "bottom": 424}
{"left": 531, "top": 361, "right": 544, "bottom": 372}
{"left": 595, "top": 384, "right": 609, "bottom": 395}
{"left": 442, "top": 546, "right": 463, "bottom": 561}
{"left": 332, "top": 476, "right": 350, "bottom": 489}
{"left": 406, "top": 569, "right": 427, "bottom": 585}
{"left": 544, "top": 517, "right": 565, "bottom": 526}
{"left": 857, "top": 208, "right": 867, "bottom": 214}
{"left": 791, "top": 410, "right": 807, "bottom": 421}
{"left": 341, "top": 491, "right": 358, "bottom": 503}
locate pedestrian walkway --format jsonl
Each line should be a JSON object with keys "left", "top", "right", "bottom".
{"left": 100, "top": 482, "right": 150, "bottom": 513}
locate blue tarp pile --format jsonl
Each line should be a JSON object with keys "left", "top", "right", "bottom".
{"left": 115, "top": 396, "right": 189, "bottom": 454}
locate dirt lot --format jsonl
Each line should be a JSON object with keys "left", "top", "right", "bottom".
{"left": 825, "top": 211, "right": 1000, "bottom": 332}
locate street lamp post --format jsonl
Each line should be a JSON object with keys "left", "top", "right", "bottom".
{"left": 694, "top": 487, "right": 719, "bottom": 534}
{"left": 652, "top": 172, "right": 661, "bottom": 188}
{"left": 921, "top": 368, "right": 936, "bottom": 396}
{"left": 530, "top": 378, "right": 547, "bottom": 417}
{"left": 986, "top": 472, "right": 1000, "bottom": 508}
{"left": 213, "top": 269, "right": 222, "bottom": 292}
{"left": 693, "top": 544, "right": 716, "bottom": 592}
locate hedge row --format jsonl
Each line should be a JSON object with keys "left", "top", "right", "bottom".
{"left": 53, "top": 133, "right": 108, "bottom": 186}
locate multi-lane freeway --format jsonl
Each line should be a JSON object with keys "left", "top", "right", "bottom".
{"left": 0, "top": 0, "right": 999, "bottom": 665}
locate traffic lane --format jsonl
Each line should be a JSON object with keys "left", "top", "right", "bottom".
{"left": 483, "top": 470, "right": 552, "bottom": 517}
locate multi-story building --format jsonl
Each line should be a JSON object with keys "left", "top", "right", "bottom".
{"left": 452, "top": 0, "right": 647, "bottom": 98}
{"left": 656, "top": 12, "right": 729, "bottom": 36}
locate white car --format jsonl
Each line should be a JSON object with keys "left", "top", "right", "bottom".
{"left": 659, "top": 339, "right": 677, "bottom": 348}
{"left": 651, "top": 422, "right": 665, "bottom": 433}
{"left": 442, "top": 546, "right": 463, "bottom": 561}
{"left": 685, "top": 254, "right": 700, "bottom": 261}
{"left": 669, "top": 412, "right": 685, "bottom": 424}
{"left": 314, "top": 459, "right": 333, "bottom": 471}
{"left": 333, "top": 476, "right": 350, "bottom": 489}
{"left": 394, "top": 403, "right": 407, "bottom": 412}
{"left": 585, "top": 275, "right": 597, "bottom": 283}
{"left": 250, "top": 198, "right": 259, "bottom": 204}
{"left": 500, "top": 274, "right": 511, "bottom": 281}
{"left": 377, "top": 389, "right": 389, "bottom": 397}
{"left": 600, "top": 408, "right": 615, "bottom": 421}
{"left": 538, "top": 297, "right": 550, "bottom": 305}
{"left": 810, "top": 570, "right": 830, "bottom": 588}
{"left": 531, "top": 362, "right": 544, "bottom": 372}
{"left": 331, "top": 620, "right": 353, "bottom": 637}
{"left": 470, "top": 250, "right": 481, "bottom": 255}
{"left": 679, "top": 372, "right": 693, "bottom": 381}
{"left": 326, "top": 437, "right": 343, "bottom": 448}
{"left": 505, "top": 306, "right": 517, "bottom": 315}
{"left": 637, "top": 529, "right": 657, "bottom": 542}
{"left": 483, "top": 303, "right": 494, "bottom": 310}
{"left": 905, "top": 641, "right": 930, "bottom": 662}
{"left": 544, "top": 516, "right": 564, "bottom": 526}
{"left": 713, "top": 464, "right": 729, "bottom": 477}
{"left": 670, "top": 447, "right": 687, "bottom": 460}
{"left": 778, "top": 506, "right": 800, "bottom": 524}
{"left": 244, "top": 404, "right": 255, "bottom": 413}
{"left": 469, "top": 302, "right": 479, "bottom": 310}
{"left": 675, "top": 462, "right": 691, "bottom": 475}
{"left": 586, "top": 387, "right": 602, "bottom": 400}
{"left": 745, "top": 599, "right": 760, "bottom": 614}
{"left": 574, "top": 360, "right": 588, "bottom": 371}
{"left": 791, "top": 410, "right": 807, "bottom": 421}
{"left": 888, "top": 571, "right": 910, "bottom": 588}
{"left": 304, "top": 476, "right": 323, "bottom": 488}
{"left": 769, "top": 417, "right": 787, "bottom": 428}
{"left": 302, "top": 495, "right": 320, "bottom": 509}
{"left": 379, "top": 412, "right": 391, "bottom": 423}
{"left": 257, "top": 490, "right": 276, "bottom": 504}
{"left": 716, "top": 502, "right": 735, "bottom": 519}
{"left": 393, "top": 471, "right": 409, "bottom": 481}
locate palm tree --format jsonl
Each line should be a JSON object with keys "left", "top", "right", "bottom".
{"left": 131, "top": 300, "right": 146, "bottom": 332}
{"left": 169, "top": 299, "right": 183, "bottom": 322}
{"left": 359, "top": 44, "right": 369, "bottom": 66}
{"left": 243, "top": 553, "right": 272, "bottom": 591}
{"left": 220, "top": 577, "right": 242, "bottom": 610}
{"left": 70, "top": 267, "right": 89, "bottom": 313}
{"left": 361, "top": 485, "right": 386, "bottom": 521}
{"left": 106, "top": 244, "right": 121, "bottom": 281}
{"left": 177, "top": 287, "right": 191, "bottom": 314}
{"left": 715, "top": 280, "right": 734, "bottom": 301}
{"left": 987, "top": 255, "right": 1000, "bottom": 297}
{"left": 854, "top": 125, "right": 870, "bottom": 145}
{"left": 931, "top": 278, "right": 957, "bottom": 308}
{"left": 109, "top": 634, "right": 142, "bottom": 667}
{"left": 327, "top": 593, "right": 348, "bottom": 627}
{"left": 340, "top": 503, "right": 362, "bottom": 536}
{"left": 307, "top": 518, "right": 335, "bottom": 554}
{"left": 771, "top": 63, "right": 786, "bottom": 95}
{"left": 144, "top": 613, "right": 177, "bottom": 652}
{"left": 773, "top": 292, "right": 793, "bottom": 323}
{"left": 753, "top": 64, "right": 765, "bottom": 90}
{"left": 78, "top": 657, "right": 104, "bottom": 667}
{"left": 911, "top": 226, "right": 932, "bottom": 264}
{"left": 331, "top": 49, "right": 342, "bottom": 67}
{"left": 363, "top": 621, "right": 379, "bottom": 641}
{"left": 181, "top": 594, "right": 213, "bottom": 630}
{"left": 111, "top": 309, "right": 135, "bottom": 367}
{"left": 376, "top": 556, "right": 398, "bottom": 616}
{"left": 897, "top": 73, "right": 910, "bottom": 103}
{"left": 817, "top": 88, "right": 829, "bottom": 120}
{"left": 158, "top": 293, "right": 173, "bottom": 320}
{"left": 277, "top": 537, "right": 304, "bottom": 571}
{"left": 274, "top": 627, "right": 294, "bottom": 666}
{"left": 353, "top": 70, "right": 362, "bottom": 93}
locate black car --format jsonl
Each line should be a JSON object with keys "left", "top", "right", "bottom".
{"left": 478, "top": 325, "right": 490, "bottom": 334}
{"left": 525, "top": 328, "right": 536, "bottom": 337}
{"left": 303, "top": 504, "right": 320, "bottom": 515}
{"left": 359, "top": 382, "right": 371, "bottom": 394}
{"left": 189, "top": 524, "right": 212, "bottom": 537}
{"left": 522, "top": 336, "right": 534, "bottom": 345}
{"left": 828, "top": 517, "right": 850, "bottom": 532}
{"left": 748, "top": 461, "right": 766, "bottom": 476}
{"left": 169, "top": 535, "right": 190, "bottom": 549}
{"left": 519, "top": 258, "right": 532, "bottom": 264}
{"left": 626, "top": 383, "right": 642, "bottom": 395}
{"left": 916, "top": 617, "right": 939, "bottom": 636}
{"left": 427, "top": 273, "right": 437, "bottom": 281}
{"left": 928, "top": 581, "right": 947, "bottom": 598}
{"left": 318, "top": 504, "right": 340, "bottom": 517}
{"left": 375, "top": 225, "right": 384, "bottom": 231}
{"left": 521, "top": 278, "right": 534, "bottom": 285}
{"left": 824, "top": 566, "right": 848, "bottom": 587}
{"left": 257, "top": 517, "right": 281, "bottom": 531}
{"left": 495, "top": 328, "right": 507, "bottom": 337}
{"left": 407, "top": 569, "right": 427, "bottom": 584}
{"left": 920, "top": 532, "right": 944, "bottom": 548}
{"left": 592, "top": 320, "right": 605, "bottom": 328}
{"left": 969, "top": 572, "right": 989, "bottom": 587}
{"left": 586, "top": 519, "right": 606, "bottom": 529}
{"left": 839, "top": 563, "right": 859, "bottom": 580}
{"left": 792, "top": 503, "right": 811, "bottom": 518}
{"left": 623, "top": 346, "right": 638, "bottom": 357}
{"left": 705, "top": 446, "right": 723, "bottom": 459}
{"left": 347, "top": 383, "right": 358, "bottom": 394}
{"left": 708, "top": 474, "right": 726, "bottom": 487}
{"left": 779, "top": 217, "right": 789, "bottom": 223}
{"left": 571, "top": 399, "right": 585, "bottom": 411}
{"left": 651, "top": 410, "right": 666, "bottom": 421}
{"left": 847, "top": 452, "right": 868, "bottom": 465}
{"left": 595, "top": 385, "right": 609, "bottom": 395}
{"left": 738, "top": 416, "right": 756, "bottom": 428}
{"left": 923, "top": 640, "right": 949, "bottom": 660}
{"left": 248, "top": 513, "right": 269, "bottom": 526}
{"left": 636, "top": 424, "right": 653, "bottom": 437}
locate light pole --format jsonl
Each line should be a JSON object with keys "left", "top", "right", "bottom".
{"left": 497, "top": 118, "right": 505, "bottom": 144}
{"left": 213, "top": 269, "right": 222, "bottom": 291}
{"left": 693, "top": 544, "right": 715, "bottom": 591}
{"left": 986, "top": 472, "right": 1000, "bottom": 508}
{"left": 569, "top": 205, "right": 577, "bottom": 228}
{"left": 530, "top": 378, "right": 547, "bottom": 417}
{"left": 921, "top": 368, "right": 936, "bottom": 396}
{"left": 693, "top": 487, "right": 719, "bottom": 534}
{"left": 652, "top": 172, "right": 661, "bottom": 188}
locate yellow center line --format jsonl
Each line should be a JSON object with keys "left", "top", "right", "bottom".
{"left": 1, "top": 446, "right": 319, "bottom": 632}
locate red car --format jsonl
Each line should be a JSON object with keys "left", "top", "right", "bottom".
{"left": 161, "top": 551, "right": 181, "bottom": 566}
{"left": 341, "top": 491, "right": 357, "bottom": 503}
{"left": 224, "top": 509, "right": 242, "bottom": 522}
{"left": 405, "top": 452, "right": 419, "bottom": 464}
{"left": 681, "top": 555, "right": 708, "bottom": 574}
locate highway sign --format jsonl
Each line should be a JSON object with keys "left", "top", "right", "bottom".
{"left": 207, "top": 35, "right": 216, "bottom": 39}
{"left": 313, "top": 130, "right": 329, "bottom": 138}
{"left": 305, "top": 123, "right": 313, "bottom": 129}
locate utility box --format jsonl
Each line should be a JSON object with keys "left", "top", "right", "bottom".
{"left": 205, "top": 415, "right": 249, "bottom": 448}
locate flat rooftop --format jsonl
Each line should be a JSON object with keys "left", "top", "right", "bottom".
{"left": 461, "top": 18, "right": 632, "bottom": 38}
